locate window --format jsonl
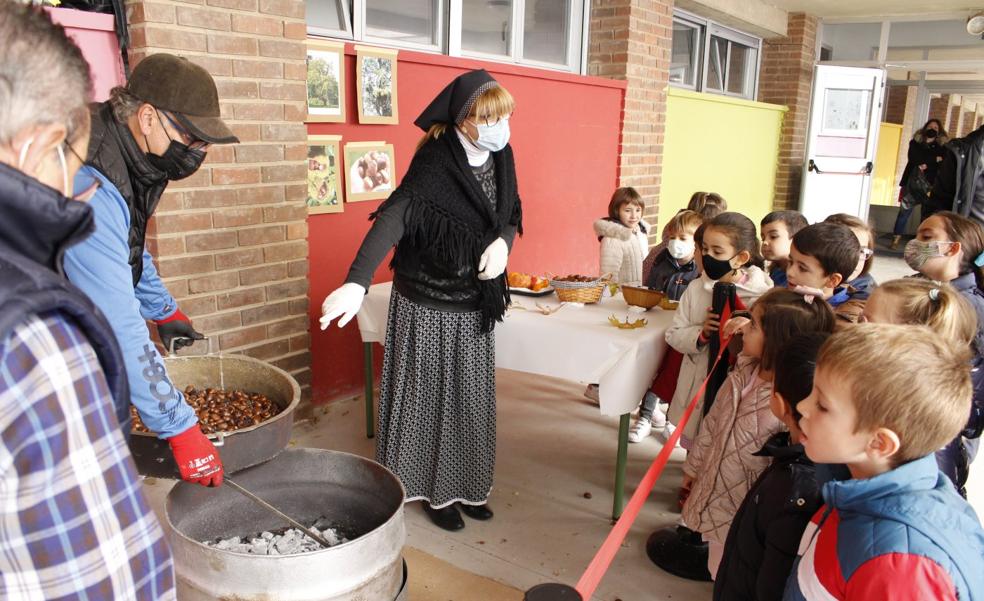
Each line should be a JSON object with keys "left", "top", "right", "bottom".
{"left": 461, "top": 0, "right": 512, "bottom": 57}
{"left": 364, "top": 0, "right": 443, "bottom": 50}
{"left": 307, "top": 0, "right": 352, "bottom": 38}
{"left": 522, "top": 0, "right": 573, "bottom": 66}
{"left": 670, "top": 19, "right": 701, "bottom": 87}
{"left": 670, "top": 11, "right": 761, "bottom": 100}
{"left": 307, "top": 0, "right": 587, "bottom": 73}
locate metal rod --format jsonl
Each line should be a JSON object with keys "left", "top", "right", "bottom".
{"left": 612, "top": 413, "right": 630, "bottom": 521}
{"left": 224, "top": 477, "right": 333, "bottom": 549}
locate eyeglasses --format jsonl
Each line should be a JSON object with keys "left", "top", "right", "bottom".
{"left": 860, "top": 248, "right": 875, "bottom": 260}
{"left": 469, "top": 112, "right": 513, "bottom": 127}
{"left": 63, "top": 140, "right": 101, "bottom": 201}
{"left": 158, "top": 109, "right": 208, "bottom": 150}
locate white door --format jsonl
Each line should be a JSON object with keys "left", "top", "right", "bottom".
{"left": 799, "top": 65, "right": 885, "bottom": 224}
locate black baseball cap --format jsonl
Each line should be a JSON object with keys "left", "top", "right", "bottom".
{"left": 127, "top": 53, "right": 239, "bottom": 145}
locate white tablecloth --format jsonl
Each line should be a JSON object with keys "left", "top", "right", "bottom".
{"left": 356, "top": 282, "right": 674, "bottom": 416}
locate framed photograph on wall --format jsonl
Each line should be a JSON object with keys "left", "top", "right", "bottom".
{"left": 356, "top": 46, "right": 398, "bottom": 125}
{"left": 343, "top": 141, "right": 396, "bottom": 202}
{"left": 306, "top": 40, "right": 346, "bottom": 123}
{"left": 307, "top": 135, "right": 343, "bottom": 214}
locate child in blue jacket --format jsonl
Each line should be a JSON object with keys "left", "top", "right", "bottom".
{"left": 784, "top": 324, "right": 984, "bottom": 601}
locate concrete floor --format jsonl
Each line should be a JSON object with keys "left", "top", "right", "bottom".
{"left": 142, "top": 255, "right": 984, "bottom": 601}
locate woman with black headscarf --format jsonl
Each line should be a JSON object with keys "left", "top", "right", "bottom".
{"left": 320, "top": 70, "right": 521, "bottom": 531}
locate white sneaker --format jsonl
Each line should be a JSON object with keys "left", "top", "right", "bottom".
{"left": 628, "top": 418, "right": 652, "bottom": 443}
{"left": 583, "top": 383, "right": 600, "bottom": 403}
{"left": 656, "top": 421, "right": 680, "bottom": 447}
{"left": 650, "top": 404, "right": 668, "bottom": 433}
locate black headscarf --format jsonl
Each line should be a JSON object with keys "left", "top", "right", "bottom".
{"left": 413, "top": 69, "right": 499, "bottom": 131}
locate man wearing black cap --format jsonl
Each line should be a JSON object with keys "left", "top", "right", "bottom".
{"left": 64, "top": 54, "right": 239, "bottom": 487}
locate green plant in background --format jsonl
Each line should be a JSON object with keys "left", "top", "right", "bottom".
{"left": 362, "top": 57, "right": 392, "bottom": 117}
{"left": 307, "top": 56, "right": 339, "bottom": 109}
{"left": 307, "top": 146, "right": 338, "bottom": 207}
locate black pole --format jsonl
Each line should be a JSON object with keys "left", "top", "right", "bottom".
{"left": 525, "top": 583, "right": 583, "bottom": 601}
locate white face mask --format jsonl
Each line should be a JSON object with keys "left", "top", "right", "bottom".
{"left": 18, "top": 136, "right": 70, "bottom": 197}
{"left": 471, "top": 118, "right": 510, "bottom": 152}
{"left": 667, "top": 239, "right": 695, "bottom": 260}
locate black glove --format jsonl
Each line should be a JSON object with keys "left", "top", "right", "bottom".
{"left": 154, "top": 310, "right": 204, "bottom": 352}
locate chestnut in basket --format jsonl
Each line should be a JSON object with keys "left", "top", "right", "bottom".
{"left": 130, "top": 386, "right": 281, "bottom": 435}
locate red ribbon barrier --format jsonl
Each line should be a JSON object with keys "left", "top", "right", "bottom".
{"left": 574, "top": 341, "right": 730, "bottom": 600}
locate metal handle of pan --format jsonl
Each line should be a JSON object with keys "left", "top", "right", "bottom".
{"left": 168, "top": 335, "right": 215, "bottom": 356}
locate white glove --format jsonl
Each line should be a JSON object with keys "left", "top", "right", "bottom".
{"left": 320, "top": 283, "right": 366, "bottom": 329}
{"left": 477, "top": 237, "right": 508, "bottom": 281}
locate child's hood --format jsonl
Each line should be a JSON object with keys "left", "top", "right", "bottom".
{"left": 697, "top": 265, "right": 774, "bottom": 299}
{"left": 593, "top": 217, "right": 649, "bottom": 240}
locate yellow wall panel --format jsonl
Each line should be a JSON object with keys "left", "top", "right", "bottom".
{"left": 657, "top": 88, "right": 787, "bottom": 235}
{"left": 871, "top": 122, "right": 903, "bottom": 207}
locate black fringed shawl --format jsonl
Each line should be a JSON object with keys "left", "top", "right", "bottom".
{"left": 371, "top": 131, "right": 523, "bottom": 332}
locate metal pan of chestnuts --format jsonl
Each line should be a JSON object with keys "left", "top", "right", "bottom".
{"left": 127, "top": 354, "right": 301, "bottom": 481}
{"left": 130, "top": 386, "right": 281, "bottom": 436}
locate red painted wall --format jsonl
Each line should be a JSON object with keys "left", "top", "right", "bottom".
{"left": 307, "top": 46, "right": 626, "bottom": 403}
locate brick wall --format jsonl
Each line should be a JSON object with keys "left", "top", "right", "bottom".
{"left": 588, "top": 0, "right": 674, "bottom": 241}
{"left": 758, "top": 13, "right": 818, "bottom": 210}
{"left": 127, "top": 0, "right": 312, "bottom": 405}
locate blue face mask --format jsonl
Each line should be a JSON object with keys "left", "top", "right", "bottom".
{"left": 471, "top": 117, "right": 510, "bottom": 152}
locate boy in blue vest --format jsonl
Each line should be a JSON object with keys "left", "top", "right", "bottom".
{"left": 784, "top": 324, "right": 984, "bottom": 601}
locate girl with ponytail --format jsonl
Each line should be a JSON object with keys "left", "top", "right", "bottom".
{"left": 862, "top": 278, "right": 983, "bottom": 497}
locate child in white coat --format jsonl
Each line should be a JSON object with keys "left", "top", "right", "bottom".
{"left": 665, "top": 212, "right": 773, "bottom": 449}
{"left": 594, "top": 187, "right": 649, "bottom": 286}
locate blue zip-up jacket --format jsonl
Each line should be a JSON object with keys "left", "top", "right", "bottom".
{"left": 63, "top": 167, "right": 197, "bottom": 439}
{"left": 783, "top": 454, "right": 984, "bottom": 601}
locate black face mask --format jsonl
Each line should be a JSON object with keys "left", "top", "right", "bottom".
{"left": 924, "top": 129, "right": 938, "bottom": 140}
{"left": 147, "top": 139, "right": 206, "bottom": 181}
{"left": 702, "top": 253, "right": 737, "bottom": 280}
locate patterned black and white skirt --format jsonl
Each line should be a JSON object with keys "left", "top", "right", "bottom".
{"left": 376, "top": 289, "right": 496, "bottom": 508}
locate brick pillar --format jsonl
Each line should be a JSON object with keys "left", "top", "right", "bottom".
{"left": 588, "top": 0, "right": 674, "bottom": 240}
{"left": 962, "top": 109, "right": 975, "bottom": 137}
{"left": 928, "top": 94, "right": 949, "bottom": 124}
{"left": 758, "top": 12, "right": 819, "bottom": 210}
{"left": 948, "top": 98, "right": 961, "bottom": 136}
{"left": 127, "top": 0, "right": 312, "bottom": 403}
{"left": 884, "top": 85, "right": 910, "bottom": 125}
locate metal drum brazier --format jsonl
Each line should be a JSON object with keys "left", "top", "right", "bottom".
{"left": 166, "top": 447, "right": 407, "bottom": 600}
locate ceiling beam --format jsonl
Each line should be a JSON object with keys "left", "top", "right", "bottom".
{"left": 822, "top": 12, "right": 974, "bottom": 24}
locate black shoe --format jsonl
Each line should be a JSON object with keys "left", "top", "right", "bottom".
{"left": 423, "top": 503, "right": 465, "bottom": 531}
{"left": 645, "top": 526, "right": 712, "bottom": 582}
{"left": 459, "top": 503, "right": 494, "bottom": 521}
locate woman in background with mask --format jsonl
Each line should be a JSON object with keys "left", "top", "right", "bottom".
{"left": 891, "top": 119, "right": 948, "bottom": 249}
{"left": 320, "top": 70, "right": 522, "bottom": 532}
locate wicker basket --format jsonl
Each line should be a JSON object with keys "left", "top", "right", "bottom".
{"left": 621, "top": 285, "right": 664, "bottom": 309}
{"left": 548, "top": 273, "right": 611, "bottom": 304}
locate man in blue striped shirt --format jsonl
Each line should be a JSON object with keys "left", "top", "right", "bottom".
{"left": 0, "top": 5, "right": 176, "bottom": 598}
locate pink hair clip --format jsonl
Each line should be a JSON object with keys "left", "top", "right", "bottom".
{"left": 791, "top": 285, "right": 825, "bottom": 304}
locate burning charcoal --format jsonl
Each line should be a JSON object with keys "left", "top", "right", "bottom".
{"left": 201, "top": 518, "right": 348, "bottom": 555}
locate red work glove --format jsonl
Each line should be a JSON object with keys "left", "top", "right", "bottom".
{"left": 155, "top": 309, "right": 204, "bottom": 352}
{"left": 168, "top": 425, "right": 224, "bottom": 487}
